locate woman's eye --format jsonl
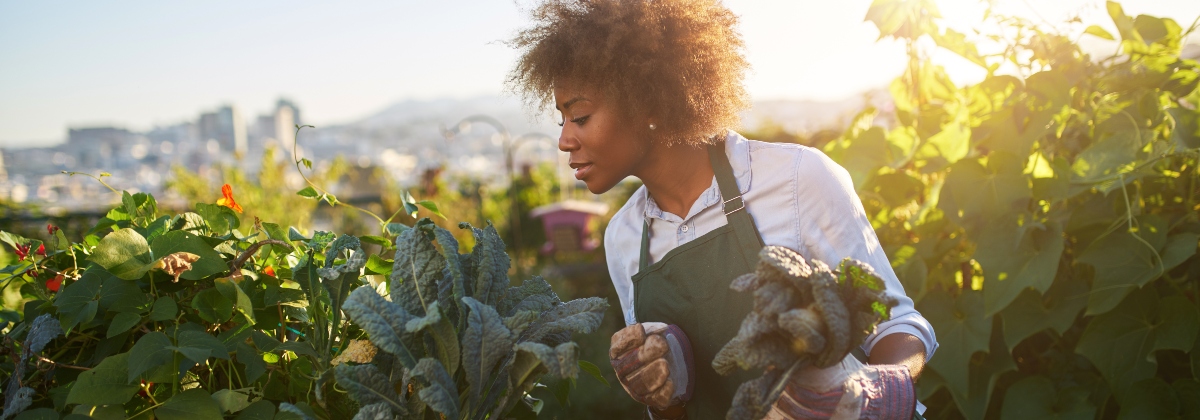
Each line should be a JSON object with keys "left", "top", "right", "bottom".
{"left": 571, "top": 115, "right": 590, "bottom": 126}
{"left": 557, "top": 119, "right": 565, "bottom": 127}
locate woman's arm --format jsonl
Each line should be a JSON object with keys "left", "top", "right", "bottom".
{"left": 867, "top": 332, "right": 926, "bottom": 379}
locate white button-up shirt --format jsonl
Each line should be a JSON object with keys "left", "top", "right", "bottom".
{"left": 604, "top": 131, "right": 939, "bottom": 359}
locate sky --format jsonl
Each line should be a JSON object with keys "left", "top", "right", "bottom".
{"left": 1, "top": 1, "right": 1198, "bottom": 147}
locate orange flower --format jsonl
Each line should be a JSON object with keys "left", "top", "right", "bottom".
{"left": 216, "top": 184, "right": 243, "bottom": 213}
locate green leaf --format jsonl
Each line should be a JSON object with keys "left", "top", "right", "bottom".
{"left": 301, "top": 158, "right": 312, "bottom": 170}
{"left": 128, "top": 332, "right": 175, "bottom": 382}
{"left": 1071, "top": 130, "right": 1142, "bottom": 184}
{"left": 276, "top": 341, "right": 319, "bottom": 359}
{"left": 1079, "top": 216, "right": 1196, "bottom": 314}
{"left": 215, "top": 278, "right": 256, "bottom": 323}
{"left": 918, "top": 289, "right": 990, "bottom": 395}
{"left": 515, "top": 342, "right": 579, "bottom": 379}
{"left": 578, "top": 360, "right": 609, "bottom": 387}
{"left": 461, "top": 296, "right": 515, "bottom": 409}
{"left": 1077, "top": 288, "right": 1200, "bottom": 399}
{"left": 431, "top": 226, "right": 467, "bottom": 327}
{"left": 287, "top": 227, "right": 309, "bottom": 242}
{"left": 352, "top": 404, "right": 394, "bottom": 420}
{"left": 235, "top": 400, "right": 276, "bottom": 420}
{"left": 88, "top": 228, "right": 154, "bottom": 280}
{"left": 212, "top": 389, "right": 252, "bottom": 414}
{"left": 13, "top": 408, "right": 59, "bottom": 420}
{"left": 976, "top": 218, "right": 1064, "bottom": 317}
{"left": 406, "top": 301, "right": 461, "bottom": 377}
{"left": 1000, "top": 375, "right": 1095, "bottom": 420}
{"left": 178, "top": 330, "right": 231, "bottom": 361}
{"left": 150, "top": 296, "right": 179, "bottom": 321}
{"left": 390, "top": 223, "right": 445, "bottom": 316}
{"left": 144, "top": 215, "right": 173, "bottom": 241}
{"left": 521, "top": 297, "right": 608, "bottom": 345}
{"left": 99, "top": 274, "right": 148, "bottom": 313}
{"left": 384, "top": 223, "right": 410, "bottom": 236}
{"left": 939, "top": 155, "right": 1031, "bottom": 232}
{"left": 154, "top": 389, "right": 224, "bottom": 420}
{"left": 66, "top": 352, "right": 139, "bottom": 406}
{"left": 365, "top": 254, "right": 393, "bottom": 276}
{"left": 334, "top": 364, "right": 408, "bottom": 416}
{"left": 341, "top": 287, "right": 419, "bottom": 368}
{"left": 237, "top": 343, "right": 267, "bottom": 384}
{"left": 999, "top": 275, "right": 1087, "bottom": 351}
{"left": 1169, "top": 107, "right": 1200, "bottom": 149}
{"left": 195, "top": 202, "right": 240, "bottom": 234}
{"left": 1084, "top": 24, "right": 1115, "bottom": 40}
{"left": 106, "top": 311, "right": 141, "bottom": 338}
{"left": 193, "top": 288, "right": 234, "bottom": 324}
{"left": 1119, "top": 378, "right": 1179, "bottom": 419}
{"left": 417, "top": 200, "right": 446, "bottom": 220}
{"left": 296, "top": 187, "right": 320, "bottom": 199}
{"left": 412, "top": 358, "right": 460, "bottom": 419}
{"left": 497, "top": 276, "right": 560, "bottom": 317}
{"left": 150, "top": 230, "right": 228, "bottom": 280}
{"left": 54, "top": 269, "right": 104, "bottom": 331}
{"left": 360, "top": 235, "right": 393, "bottom": 250}
{"left": 466, "top": 224, "right": 510, "bottom": 307}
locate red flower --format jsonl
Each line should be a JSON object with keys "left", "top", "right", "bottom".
{"left": 36, "top": 243, "right": 45, "bottom": 256}
{"left": 13, "top": 243, "right": 30, "bottom": 260}
{"left": 46, "top": 274, "right": 63, "bottom": 292}
{"left": 216, "top": 184, "right": 244, "bottom": 213}
{"left": 47, "top": 224, "right": 59, "bottom": 235}
{"left": 264, "top": 265, "right": 276, "bottom": 277}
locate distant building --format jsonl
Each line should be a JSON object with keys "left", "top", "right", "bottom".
{"left": 198, "top": 105, "right": 246, "bottom": 155}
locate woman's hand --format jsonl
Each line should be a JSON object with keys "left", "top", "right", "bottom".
{"left": 767, "top": 355, "right": 916, "bottom": 419}
{"left": 609, "top": 323, "right": 694, "bottom": 415}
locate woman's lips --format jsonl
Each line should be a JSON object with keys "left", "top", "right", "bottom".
{"left": 571, "top": 163, "right": 593, "bottom": 180}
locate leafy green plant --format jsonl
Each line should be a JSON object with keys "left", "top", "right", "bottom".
{"left": 0, "top": 170, "right": 608, "bottom": 419}
{"left": 335, "top": 220, "right": 609, "bottom": 419}
{"left": 824, "top": 0, "right": 1200, "bottom": 417}
{"left": 712, "top": 246, "right": 896, "bottom": 420}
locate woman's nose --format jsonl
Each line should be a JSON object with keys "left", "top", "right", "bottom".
{"left": 558, "top": 129, "right": 579, "bottom": 152}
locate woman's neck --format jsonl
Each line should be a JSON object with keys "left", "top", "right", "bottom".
{"left": 635, "top": 142, "right": 715, "bottom": 218}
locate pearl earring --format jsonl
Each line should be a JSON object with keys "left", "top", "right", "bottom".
{"left": 649, "top": 123, "right": 657, "bottom": 130}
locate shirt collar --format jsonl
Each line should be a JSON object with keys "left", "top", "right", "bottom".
{"left": 640, "top": 130, "right": 753, "bottom": 221}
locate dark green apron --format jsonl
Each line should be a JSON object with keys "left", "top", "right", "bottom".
{"left": 632, "top": 143, "right": 763, "bottom": 419}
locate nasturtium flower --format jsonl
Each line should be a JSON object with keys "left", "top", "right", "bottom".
{"left": 264, "top": 265, "right": 276, "bottom": 277}
{"left": 36, "top": 243, "right": 45, "bottom": 256}
{"left": 216, "top": 183, "right": 243, "bottom": 213}
{"left": 47, "top": 224, "right": 59, "bottom": 235}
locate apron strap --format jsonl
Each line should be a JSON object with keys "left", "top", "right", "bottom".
{"left": 706, "top": 143, "right": 765, "bottom": 261}
{"left": 637, "top": 142, "right": 764, "bottom": 271}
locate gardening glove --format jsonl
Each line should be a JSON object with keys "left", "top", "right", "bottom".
{"left": 764, "top": 354, "right": 915, "bottom": 420}
{"left": 609, "top": 322, "right": 695, "bottom": 412}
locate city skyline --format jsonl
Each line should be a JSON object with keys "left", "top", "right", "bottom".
{"left": 2, "top": 0, "right": 1199, "bottom": 146}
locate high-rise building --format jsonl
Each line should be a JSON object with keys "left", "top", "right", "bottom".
{"left": 198, "top": 105, "right": 246, "bottom": 155}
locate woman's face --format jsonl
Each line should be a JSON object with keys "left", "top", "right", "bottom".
{"left": 554, "top": 81, "right": 646, "bottom": 194}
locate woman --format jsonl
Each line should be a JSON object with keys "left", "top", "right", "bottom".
{"left": 507, "top": 1, "right": 937, "bottom": 418}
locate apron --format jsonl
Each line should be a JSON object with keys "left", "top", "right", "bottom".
{"left": 632, "top": 142, "right": 763, "bottom": 419}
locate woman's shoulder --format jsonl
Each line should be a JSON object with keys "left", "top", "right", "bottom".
{"left": 735, "top": 135, "right": 851, "bottom": 191}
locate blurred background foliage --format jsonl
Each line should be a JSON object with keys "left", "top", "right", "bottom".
{"left": 2, "top": 0, "right": 1198, "bottom": 418}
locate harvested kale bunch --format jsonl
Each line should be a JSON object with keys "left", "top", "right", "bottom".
{"left": 713, "top": 246, "right": 898, "bottom": 420}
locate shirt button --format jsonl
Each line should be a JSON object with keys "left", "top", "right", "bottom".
{"left": 681, "top": 225, "right": 690, "bottom": 233}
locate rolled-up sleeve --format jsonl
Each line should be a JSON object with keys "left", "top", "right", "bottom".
{"left": 793, "top": 148, "right": 939, "bottom": 359}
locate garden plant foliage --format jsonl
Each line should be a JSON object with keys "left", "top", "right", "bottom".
{"left": 831, "top": 1, "right": 1200, "bottom": 418}
{"left": 0, "top": 180, "right": 608, "bottom": 419}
